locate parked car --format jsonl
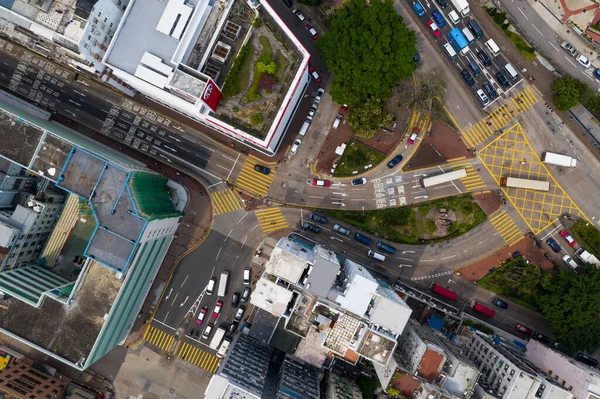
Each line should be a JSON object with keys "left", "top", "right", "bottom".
{"left": 290, "top": 139, "right": 301, "bottom": 155}
{"left": 302, "top": 222, "right": 320, "bottom": 233}
{"left": 307, "top": 103, "right": 318, "bottom": 119}
{"left": 333, "top": 224, "right": 351, "bottom": 235}
{"left": 516, "top": 324, "right": 533, "bottom": 335}
{"left": 483, "top": 81, "right": 498, "bottom": 100}
{"left": 495, "top": 72, "right": 509, "bottom": 88}
{"left": 560, "top": 229, "right": 576, "bottom": 247}
{"left": 436, "top": 0, "right": 447, "bottom": 8}
{"left": 202, "top": 324, "right": 213, "bottom": 340}
{"left": 228, "top": 321, "right": 238, "bottom": 334}
{"left": 196, "top": 307, "right": 207, "bottom": 325}
{"left": 594, "top": 68, "right": 600, "bottom": 80}
{"left": 427, "top": 20, "right": 441, "bottom": 37}
{"left": 560, "top": 41, "right": 577, "bottom": 57}
{"left": 234, "top": 305, "right": 246, "bottom": 323}
{"left": 461, "top": 69, "right": 475, "bottom": 86}
{"left": 492, "top": 298, "right": 508, "bottom": 309}
{"left": 305, "top": 24, "right": 319, "bottom": 39}
{"left": 578, "top": 353, "right": 599, "bottom": 367}
{"left": 478, "top": 50, "right": 492, "bottom": 67}
{"left": 547, "top": 237, "right": 561, "bottom": 253}
{"left": 308, "top": 65, "right": 322, "bottom": 83}
{"left": 231, "top": 292, "right": 240, "bottom": 307}
{"left": 282, "top": 0, "right": 293, "bottom": 6}
{"left": 532, "top": 332, "right": 551, "bottom": 345}
{"left": 312, "top": 179, "right": 331, "bottom": 187}
{"left": 577, "top": 54, "right": 591, "bottom": 68}
{"left": 413, "top": 1, "right": 425, "bottom": 16}
{"left": 212, "top": 301, "right": 223, "bottom": 318}
{"left": 310, "top": 213, "right": 327, "bottom": 224}
{"left": 387, "top": 155, "right": 403, "bottom": 168}
{"left": 315, "top": 88, "right": 324, "bottom": 103}
{"left": 292, "top": 8, "right": 306, "bottom": 22}
{"left": 431, "top": 10, "right": 446, "bottom": 27}
{"left": 351, "top": 178, "right": 367, "bottom": 186}
{"left": 253, "top": 165, "right": 270, "bottom": 175}
{"left": 407, "top": 127, "right": 420, "bottom": 145}
{"left": 241, "top": 287, "right": 251, "bottom": 303}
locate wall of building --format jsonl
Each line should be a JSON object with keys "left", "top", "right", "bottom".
{"left": 0, "top": 356, "right": 70, "bottom": 398}
{"left": 139, "top": 216, "right": 180, "bottom": 243}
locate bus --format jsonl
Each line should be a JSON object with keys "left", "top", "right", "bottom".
{"left": 217, "top": 271, "right": 229, "bottom": 297}
{"left": 430, "top": 283, "right": 458, "bottom": 301}
{"left": 501, "top": 177, "right": 550, "bottom": 192}
{"left": 421, "top": 169, "right": 467, "bottom": 188}
{"left": 448, "top": 28, "right": 470, "bottom": 55}
{"left": 470, "top": 301, "right": 496, "bottom": 317}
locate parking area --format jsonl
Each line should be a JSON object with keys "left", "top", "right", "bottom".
{"left": 406, "top": 0, "right": 521, "bottom": 107}
{"left": 478, "top": 122, "right": 586, "bottom": 234}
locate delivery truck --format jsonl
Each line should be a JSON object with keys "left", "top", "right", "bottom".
{"left": 209, "top": 327, "right": 226, "bottom": 350}
{"left": 451, "top": 0, "right": 470, "bottom": 16}
{"left": 542, "top": 152, "right": 577, "bottom": 168}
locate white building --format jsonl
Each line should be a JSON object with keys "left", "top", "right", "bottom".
{"left": 103, "top": 0, "right": 310, "bottom": 155}
{"left": 79, "top": 0, "right": 129, "bottom": 72}
{"left": 526, "top": 339, "right": 600, "bottom": 399}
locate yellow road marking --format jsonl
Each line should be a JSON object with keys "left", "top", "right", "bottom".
{"left": 211, "top": 189, "right": 243, "bottom": 215}
{"left": 144, "top": 326, "right": 175, "bottom": 352}
{"left": 489, "top": 211, "right": 522, "bottom": 244}
{"left": 234, "top": 158, "right": 275, "bottom": 197}
{"left": 255, "top": 208, "right": 289, "bottom": 233}
{"left": 177, "top": 343, "right": 220, "bottom": 374}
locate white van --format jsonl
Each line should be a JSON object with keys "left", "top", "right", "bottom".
{"left": 504, "top": 63, "right": 519, "bottom": 80}
{"left": 299, "top": 119, "right": 311, "bottom": 136}
{"left": 443, "top": 43, "right": 457, "bottom": 59}
{"left": 206, "top": 278, "right": 216, "bottom": 295}
{"left": 216, "top": 338, "right": 231, "bottom": 358}
{"left": 367, "top": 250, "right": 386, "bottom": 261}
{"left": 217, "top": 271, "right": 229, "bottom": 297}
{"left": 448, "top": 10, "right": 460, "bottom": 24}
{"left": 485, "top": 39, "right": 500, "bottom": 57}
{"left": 332, "top": 114, "right": 343, "bottom": 129}
{"left": 563, "top": 255, "right": 579, "bottom": 271}
{"left": 243, "top": 267, "right": 251, "bottom": 285}
{"left": 462, "top": 27, "right": 475, "bottom": 42}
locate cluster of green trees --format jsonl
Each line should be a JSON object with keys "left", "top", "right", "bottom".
{"left": 552, "top": 77, "right": 600, "bottom": 116}
{"left": 317, "top": 0, "right": 417, "bottom": 138}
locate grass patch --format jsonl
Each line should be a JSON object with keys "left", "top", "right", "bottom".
{"left": 477, "top": 257, "right": 542, "bottom": 311}
{"left": 485, "top": 7, "right": 536, "bottom": 62}
{"left": 462, "top": 319, "right": 494, "bottom": 335}
{"left": 222, "top": 45, "right": 254, "bottom": 98}
{"left": 333, "top": 140, "right": 386, "bottom": 177}
{"left": 323, "top": 194, "right": 486, "bottom": 244}
{"left": 259, "top": 36, "right": 273, "bottom": 57}
{"left": 571, "top": 218, "right": 600, "bottom": 258}
{"left": 274, "top": 50, "right": 289, "bottom": 81}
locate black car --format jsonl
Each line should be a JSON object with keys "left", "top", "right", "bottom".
{"left": 492, "top": 298, "right": 508, "bottom": 309}
{"left": 387, "top": 155, "right": 403, "bottom": 168}
{"left": 577, "top": 353, "right": 599, "bottom": 367}
{"left": 241, "top": 287, "right": 251, "bottom": 303}
{"left": 532, "top": 332, "right": 551, "bottom": 345}
{"left": 310, "top": 213, "right": 327, "bottom": 224}
{"left": 483, "top": 82, "right": 498, "bottom": 100}
{"left": 254, "top": 165, "right": 271, "bottom": 175}
{"left": 496, "top": 72, "right": 510, "bottom": 88}
{"left": 477, "top": 50, "right": 492, "bottom": 67}
{"left": 303, "top": 222, "right": 320, "bottom": 233}
{"left": 547, "top": 237, "right": 561, "bottom": 253}
{"left": 351, "top": 178, "right": 367, "bottom": 186}
{"left": 436, "top": 0, "right": 447, "bottom": 7}
{"left": 228, "top": 321, "right": 238, "bottom": 334}
{"left": 232, "top": 292, "right": 240, "bottom": 307}
{"left": 461, "top": 69, "right": 475, "bottom": 86}
{"left": 282, "top": 0, "right": 293, "bottom": 7}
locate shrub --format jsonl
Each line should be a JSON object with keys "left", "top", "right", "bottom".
{"left": 252, "top": 18, "right": 262, "bottom": 28}
{"left": 232, "top": 106, "right": 239, "bottom": 112}
{"left": 250, "top": 112, "right": 264, "bottom": 125}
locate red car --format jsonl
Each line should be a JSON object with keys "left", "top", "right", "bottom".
{"left": 407, "top": 127, "right": 420, "bottom": 145}
{"left": 196, "top": 307, "right": 207, "bottom": 325}
{"left": 312, "top": 179, "right": 331, "bottom": 187}
{"left": 211, "top": 301, "right": 223, "bottom": 319}
{"left": 340, "top": 104, "right": 349, "bottom": 111}
{"left": 309, "top": 65, "right": 322, "bottom": 83}
{"left": 560, "top": 230, "right": 576, "bottom": 247}
{"left": 516, "top": 324, "right": 533, "bottom": 335}
{"left": 427, "top": 19, "right": 441, "bottom": 37}
{"left": 305, "top": 24, "right": 319, "bottom": 39}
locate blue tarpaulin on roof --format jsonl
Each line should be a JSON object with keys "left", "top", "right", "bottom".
{"left": 428, "top": 314, "right": 444, "bottom": 331}
{"left": 0, "top": 0, "right": 14, "bottom": 8}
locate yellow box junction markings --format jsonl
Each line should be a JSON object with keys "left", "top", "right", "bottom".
{"left": 143, "top": 326, "right": 175, "bottom": 352}
{"left": 461, "top": 87, "right": 539, "bottom": 148}
{"left": 177, "top": 342, "right": 220, "bottom": 374}
{"left": 489, "top": 211, "right": 522, "bottom": 246}
{"left": 255, "top": 208, "right": 289, "bottom": 234}
{"left": 453, "top": 163, "right": 486, "bottom": 191}
{"left": 234, "top": 157, "right": 275, "bottom": 197}
{"left": 477, "top": 123, "right": 586, "bottom": 234}
{"left": 211, "top": 189, "right": 243, "bottom": 215}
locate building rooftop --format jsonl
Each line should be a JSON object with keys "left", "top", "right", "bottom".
{"left": 250, "top": 278, "right": 294, "bottom": 316}
{"left": 265, "top": 238, "right": 313, "bottom": 283}
{"left": 334, "top": 260, "right": 378, "bottom": 317}
{"left": 418, "top": 348, "right": 446, "bottom": 382}
{"left": 0, "top": 260, "right": 121, "bottom": 364}
{"left": 323, "top": 313, "right": 360, "bottom": 356}
{"left": 293, "top": 328, "right": 328, "bottom": 368}
{"left": 306, "top": 247, "right": 339, "bottom": 298}
{"left": 205, "top": 374, "right": 261, "bottom": 399}
{"left": 368, "top": 294, "right": 412, "bottom": 335}
{"left": 247, "top": 308, "right": 279, "bottom": 345}
{"left": 356, "top": 328, "right": 397, "bottom": 366}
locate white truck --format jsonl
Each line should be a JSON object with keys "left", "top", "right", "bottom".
{"left": 209, "top": 327, "right": 226, "bottom": 350}
{"left": 575, "top": 248, "right": 600, "bottom": 268}
{"left": 451, "top": 0, "right": 470, "bottom": 16}
{"left": 542, "top": 152, "right": 577, "bottom": 168}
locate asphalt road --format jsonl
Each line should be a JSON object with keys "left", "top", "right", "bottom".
{"left": 497, "top": 0, "right": 600, "bottom": 89}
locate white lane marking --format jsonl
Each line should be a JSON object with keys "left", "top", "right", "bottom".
{"left": 309, "top": 196, "right": 324, "bottom": 199}
{"left": 420, "top": 259, "right": 435, "bottom": 262}
{"left": 227, "top": 153, "right": 240, "bottom": 181}
{"left": 236, "top": 213, "right": 248, "bottom": 224}
{"left": 251, "top": 223, "right": 260, "bottom": 231}
{"left": 548, "top": 42, "right": 560, "bottom": 51}
{"left": 441, "top": 255, "right": 456, "bottom": 260}
{"left": 215, "top": 246, "right": 222, "bottom": 261}
{"left": 532, "top": 24, "right": 543, "bottom": 36}
{"left": 518, "top": 7, "right": 528, "bottom": 19}
{"left": 541, "top": 224, "right": 561, "bottom": 240}
{"left": 216, "top": 164, "right": 229, "bottom": 171}
{"left": 181, "top": 275, "right": 189, "bottom": 288}
{"left": 564, "top": 56, "right": 577, "bottom": 67}
{"left": 397, "top": 257, "right": 414, "bottom": 261}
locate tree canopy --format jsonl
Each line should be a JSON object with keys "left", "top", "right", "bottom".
{"left": 538, "top": 266, "right": 600, "bottom": 355}
{"left": 552, "top": 77, "right": 585, "bottom": 111}
{"left": 348, "top": 96, "right": 393, "bottom": 138}
{"left": 317, "top": 0, "right": 417, "bottom": 106}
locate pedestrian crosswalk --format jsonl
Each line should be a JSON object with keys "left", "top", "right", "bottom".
{"left": 255, "top": 208, "right": 289, "bottom": 234}
{"left": 462, "top": 87, "right": 538, "bottom": 148}
{"left": 143, "top": 326, "right": 176, "bottom": 352}
{"left": 234, "top": 157, "right": 275, "bottom": 197}
{"left": 489, "top": 211, "right": 522, "bottom": 246}
{"left": 454, "top": 163, "right": 486, "bottom": 191}
{"left": 211, "top": 189, "right": 243, "bottom": 215}
{"left": 177, "top": 342, "right": 220, "bottom": 374}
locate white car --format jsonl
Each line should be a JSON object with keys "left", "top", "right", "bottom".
{"left": 290, "top": 139, "right": 301, "bottom": 155}
{"left": 577, "top": 54, "right": 591, "bottom": 68}
{"left": 292, "top": 8, "right": 306, "bottom": 22}
{"left": 315, "top": 88, "right": 324, "bottom": 103}
{"left": 448, "top": 10, "right": 460, "bottom": 24}
{"left": 307, "top": 104, "right": 318, "bottom": 119}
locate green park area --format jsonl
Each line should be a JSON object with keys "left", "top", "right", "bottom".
{"left": 571, "top": 218, "right": 600, "bottom": 257}
{"left": 325, "top": 194, "right": 486, "bottom": 244}
{"left": 333, "top": 141, "right": 386, "bottom": 177}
